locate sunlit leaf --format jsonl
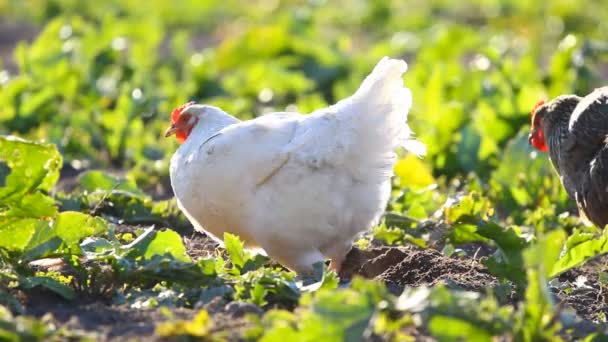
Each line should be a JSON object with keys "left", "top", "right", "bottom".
{"left": 224, "top": 232, "right": 246, "bottom": 270}
{"left": 125, "top": 227, "right": 191, "bottom": 263}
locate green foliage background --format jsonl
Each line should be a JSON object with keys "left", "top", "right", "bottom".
{"left": 1, "top": 0, "right": 608, "bottom": 340}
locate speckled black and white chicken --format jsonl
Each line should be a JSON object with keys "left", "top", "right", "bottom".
{"left": 529, "top": 87, "right": 608, "bottom": 227}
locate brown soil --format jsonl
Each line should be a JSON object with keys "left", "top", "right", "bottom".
{"left": 25, "top": 295, "right": 191, "bottom": 341}
{"left": 183, "top": 233, "right": 220, "bottom": 260}
{"left": 17, "top": 229, "right": 608, "bottom": 341}
{"left": 340, "top": 245, "right": 498, "bottom": 294}
{"left": 556, "top": 254, "right": 608, "bottom": 323}
{"left": 22, "top": 289, "right": 254, "bottom": 342}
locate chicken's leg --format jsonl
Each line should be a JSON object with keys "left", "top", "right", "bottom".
{"left": 323, "top": 241, "right": 353, "bottom": 274}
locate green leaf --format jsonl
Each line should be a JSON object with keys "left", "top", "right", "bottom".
{"left": 20, "top": 276, "right": 75, "bottom": 300}
{"left": 444, "top": 193, "right": 492, "bottom": 224}
{"left": 0, "top": 136, "right": 61, "bottom": 200}
{"left": 300, "top": 261, "right": 337, "bottom": 291}
{"left": 0, "top": 137, "right": 61, "bottom": 223}
{"left": 373, "top": 223, "right": 405, "bottom": 245}
{"left": 251, "top": 282, "right": 269, "bottom": 307}
{"left": 550, "top": 230, "right": 608, "bottom": 277}
{"left": 22, "top": 237, "right": 63, "bottom": 262}
{"left": 261, "top": 278, "right": 387, "bottom": 340}
{"left": 491, "top": 129, "right": 561, "bottom": 210}
{"left": 0, "top": 218, "right": 46, "bottom": 252}
{"left": 125, "top": 227, "right": 191, "bottom": 263}
{"left": 429, "top": 315, "right": 492, "bottom": 341}
{"left": 2, "top": 192, "right": 57, "bottom": 219}
{"left": 478, "top": 222, "right": 528, "bottom": 287}
{"left": 451, "top": 223, "right": 488, "bottom": 244}
{"left": 78, "top": 170, "right": 144, "bottom": 196}
{"left": 515, "top": 230, "right": 567, "bottom": 340}
{"left": 73, "top": 191, "right": 190, "bottom": 233}
{"left": 79, "top": 237, "right": 115, "bottom": 255}
{"left": 53, "top": 211, "right": 108, "bottom": 254}
{"left": 524, "top": 229, "right": 566, "bottom": 278}
{"left": 224, "top": 232, "right": 246, "bottom": 270}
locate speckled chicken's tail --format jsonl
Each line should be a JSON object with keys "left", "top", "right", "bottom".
{"left": 339, "top": 57, "right": 426, "bottom": 167}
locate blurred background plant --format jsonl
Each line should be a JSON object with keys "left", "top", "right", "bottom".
{"left": 0, "top": 0, "right": 606, "bottom": 207}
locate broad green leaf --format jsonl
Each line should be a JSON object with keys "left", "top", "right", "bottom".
{"left": 79, "top": 237, "right": 115, "bottom": 255}
{"left": 444, "top": 193, "right": 492, "bottom": 224}
{"left": 373, "top": 224, "right": 404, "bottom": 245}
{"left": 22, "top": 237, "right": 63, "bottom": 262}
{"left": 478, "top": 222, "right": 528, "bottom": 287}
{"left": 0, "top": 218, "right": 46, "bottom": 252}
{"left": 2, "top": 192, "right": 57, "bottom": 219}
{"left": 251, "top": 282, "right": 269, "bottom": 307}
{"left": 550, "top": 230, "right": 608, "bottom": 277}
{"left": 451, "top": 223, "right": 488, "bottom": 244}
{"left": 473, "top": 101, "right": 513, "bottom": 160}
{"left": 53, "top": 211, "right": 108, "bottom": 254}
{"left": 125, "top": 227, "right": 191, "bottom": 263}
{"left": 429, "top": 315, "right": 492, "bottom": 341}
{"left": 79, "top": 170, "right": 144, "bottom": 195}
{"left": 20, "top": 276, "right": 75, "bottom": 301}
{"left": 142, "top": 229, "right": 191, "bottom": 263}
{"left": 0, "top": 136, "right": 61, "bottom": 200}
{"left": 76, "top": 192, "right": 191, "bottom": 233}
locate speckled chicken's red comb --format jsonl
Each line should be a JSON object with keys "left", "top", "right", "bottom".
{"left": 171, "top": 101, "right": 196, "bottom": 124}
{"left": 531, "top": 100, "right": 545, "bottom": 115}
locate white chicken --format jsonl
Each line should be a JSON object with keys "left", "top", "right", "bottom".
{"left": 165, "top": 57, "right": 425, "bottom": 275}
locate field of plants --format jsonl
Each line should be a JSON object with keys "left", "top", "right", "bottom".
{"left": 1, "top": 0, "right": 608, "bottom": 340}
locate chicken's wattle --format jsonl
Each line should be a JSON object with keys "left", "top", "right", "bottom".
{"left": 529, "top": 129, "right": 548, "bottom": 152}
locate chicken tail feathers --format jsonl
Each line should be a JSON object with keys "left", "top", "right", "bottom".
{"left": 337, "top": 57, "right": 426, "bottom": 160}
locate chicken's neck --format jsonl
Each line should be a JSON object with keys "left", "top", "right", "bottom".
{"left": 543, "top": 102, "right": 585, "bottom": 198}
{"left": 179, "top": 112, "right": 240, "bottom": 153}
{"left": 540, "top": 96, "right": 579, "bottom": 174}
{"left": 544, "top": 110, "right": 571, "bottom": 173}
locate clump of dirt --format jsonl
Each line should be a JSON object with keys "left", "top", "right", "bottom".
{"left": 341, "top": 245, "right": 498, "bottom": 294}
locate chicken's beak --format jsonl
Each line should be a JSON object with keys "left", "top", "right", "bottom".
{"left": 527, "top": 133, "right": 533, "bottom": 146}
{"left": 165, "top": 124, "right": 177, "bottom": 137}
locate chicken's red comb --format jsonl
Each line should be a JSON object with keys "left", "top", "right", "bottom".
{"left": 171, "top": 101, "right": 196, "bottom": 124}
{"left": 531, "top": 100, "right": 545, "bottom": 115}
